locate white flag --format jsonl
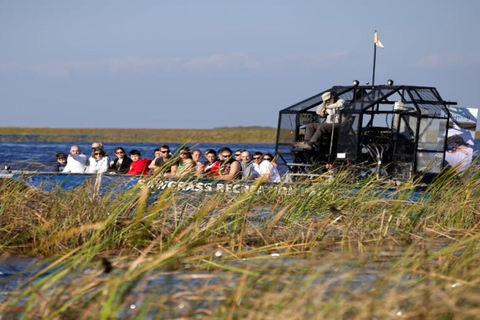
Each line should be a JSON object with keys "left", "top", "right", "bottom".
{"left": 374, "top": 30, "right": 384, "bottom": 48}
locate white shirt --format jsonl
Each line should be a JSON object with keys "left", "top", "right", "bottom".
{"left": 316, "top": 98, "right": 346, "bottom": 124}
{"left": 252, "top": 160, "right": 281, "bottom": 183}
{"left": 86, "top": 156, "right": 109, "bottom": 173}
{"left": 63, "top": 154, "right": 87, "bottom": 173}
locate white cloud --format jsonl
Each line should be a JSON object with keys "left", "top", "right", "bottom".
{"left": 0, "top": 51, "right": 349, "bottom": 77}
{"left": 415, "top": 52, "right": 480, "bottom": 67}
{"left": 31, "top": 61, "right": 99, "bottom": 77}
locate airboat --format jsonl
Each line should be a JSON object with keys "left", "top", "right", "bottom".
{"left": 275, "top": 81, "right": 478, "bottom": 182}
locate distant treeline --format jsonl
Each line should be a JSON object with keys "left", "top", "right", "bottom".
{"left": 0, "top": 127, "right": 277, "bottom": 144}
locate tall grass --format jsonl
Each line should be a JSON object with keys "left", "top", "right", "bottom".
{"left": 0, "top": 169, "right": 479, "bottom": 319}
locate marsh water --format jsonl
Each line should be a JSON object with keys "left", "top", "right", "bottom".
{"left": 0, "top": 141, "right": 276, "bottom": 171}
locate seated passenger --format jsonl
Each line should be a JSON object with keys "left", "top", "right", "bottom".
{"left": 215, "top": 147, "right": 241, "bottom": 180}
{"left": 53, "top": 152, "right": 67, "bottom": 172}
{"left": 109, "top": 147, "right": 132, "bottom": 174}
{"left": 251, "top": 152, "right": 281, "bottom": 182}
{"left": 126, "top": 150, "right": 152, "bottom": 176}
{"left": 192, "top": 149, "right": 204, "bottom": 174}
{"left": 148, "top": 147, "right": 163, "bottom": 173}
{"left": 87, "top": 147, "right": 109, "bottom": 173}
{"left": 63, "top": 145, "right": 87, "bottom": 173}
{"left": 164, "top": 147, "right": 195, "bottom": 178}
{"left": 240, "top": 150, "right": 254, "bottom": 180}
{"left": 235, "top": 149, "right": 246, "bottom": 162}
{"left": 152, "top": 144, "right": 173, "bottom": 174}
{"left": 294, "top": 91, "right": 346, "bottom": 150}
{"left": 202, "top": 149, "right": 220, "bottom": 177}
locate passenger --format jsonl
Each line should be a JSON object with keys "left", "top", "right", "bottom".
{"left": 87, "top": 147, "right": 109, "bottom": 173}
{"left": 215, "top": 147, "right": 241, "bottom": 180}
{"left": 164, "top": 147, "right": 195, "bottom": 178}
{"left": 202, "top": 149, "right": 220, "bottom": 177}
{"left": 91, "top": 141, "right": 103, "bottom": 149}
{"left": 217, "top": 147, "right": 227, "bottom": 162}
{"left": 192, "top": 149, "right": 204, "bottom": 175}
{"left": 235, "top": 149, "right": 246, "bottom": 162}
{"left": 87, "top": 141, "right": 108, "bottom": 168}
{"left": 240, "top": 150, "right": 254, "bottom": 180}
{"left": 148, "top": 147, "right": 163, "bottom": 173}
{"left": 261, "top": 153, "right": 281, "bottom": 182}
{"left": 126, "top": 150, "right": 152, "bottom": 176}
{"left": 204, "top": 148, "right": 214, "bottom": 158}
{"left": 152, "top": 144, "right": 173, "bottom": 174}
{"left": 294, "top": 91, "right": 346, "bottom": 150}
{"left": 53, "top": 152, "right": 67, "bottom": 172}
{"left": 63, "top": 145, "right": 87, "bottom": 173}
{"left": 251, "top": 151, "right": 281, "bottom": 182}
{"left": 109, "top": 147, "right": 132, "bottom": 174}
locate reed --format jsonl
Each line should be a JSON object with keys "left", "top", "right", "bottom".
{"left": 0, "top": 169, "right": 479, "bottom": 319}
{"left": 0, "top": 127, "right": 277, "bottom": 143}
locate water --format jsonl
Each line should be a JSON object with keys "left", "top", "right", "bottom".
{"left": 0, "top": 141, "right": 276, "bottom": 171}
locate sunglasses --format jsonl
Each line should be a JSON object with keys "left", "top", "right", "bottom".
{"left": 235, "top": 153, "right": 241, "bottom": 156}
{"left": 94, "top": 153, "right": 102, "bottom": 156}
{"left": 222, "top": 154, "right": 231, "bottom": 157}
{"left": 253, "top": 157, "right": 262, "bottom": 160}
{"left": 115, "top": 151, "right": 125, "bottom": 154}
{"left": 161, "top": 150, "right": 169, "bottom": 153}
{"left": 263, "top": 158, "right": 272, "bottom": 161}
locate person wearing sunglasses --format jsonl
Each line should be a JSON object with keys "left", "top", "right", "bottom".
{"left": 63, "top": 145, "right": 88, "bottom": 173}
{"left": 109, "top": 147, "right": 132, "bottom": 174}
{"left": 164, "top": 147, "right": 195, "bottom": 178}
{"left": 251, "top": 151, "right": 281, "bottom": 182}
{"left": 151, "top": 144, "right": 173, "bottom": 174}
{"left": 215, "top": 147, "right": 241, "bottom": 180}
{"left": 87, "top": 147, "right": 109, "bottom": 173}
{"left": 234, "top": 149, "right": 246, "bottom": 162}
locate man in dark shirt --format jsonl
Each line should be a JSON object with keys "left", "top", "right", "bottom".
{"left": 152, "top": 144, "right": 173, "bottom": 174}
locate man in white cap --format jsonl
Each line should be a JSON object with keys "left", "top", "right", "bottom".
{"left": 294, "top": 91, "right": 346, "bottom": 150}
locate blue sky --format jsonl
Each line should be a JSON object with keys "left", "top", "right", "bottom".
{"left": 1, "top": 1, "right": 479, "bottom": 129}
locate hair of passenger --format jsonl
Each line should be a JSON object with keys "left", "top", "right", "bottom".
{"left": 160, "top": 144, "right": 170, "bottom": 150}
{"left": 219, "top": 147, "right": 232, "bottom": 154}
{"left": 56, "top": 152, "right": 67, "bottom": 159}
{"left": 153, "top": 147, "right": 161, "bottom": 153}
{"left": 91, "top": 147, "right": 106, "bottom": 157}
{"left": 192, "top": 149, "right": 201, "bottom": 155}
{"left": 114, "top": 147, "right": 126, "bottom": 154}
{"left": 235, "top": 148, "right": 246, "bottom": 153}
{"left": 253, "top": 151, "right": 263, "bottom": 157}
{"left": 179, "top": 147, "right": 193, "bottom": 159}
{"left": 205, "top": 149, "right": 217, "bottom": 156}
{"left": 130, "top": 149, "right": 141, "bottom": 156}
{"left": 179, "top": 146, "right": 191, "bottom": 154}
{"left": 92, "top": 141, "right": 103, "bottom": 147}
{"left": 263, "top": 153, "right": 274, "bottom": 159}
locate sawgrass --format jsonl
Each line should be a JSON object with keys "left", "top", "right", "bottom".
{"left": 0, "top": 126, "right": 277, "bottom": 143}
{"left": 0, "top": 167, "right": 479, "bottom": 319}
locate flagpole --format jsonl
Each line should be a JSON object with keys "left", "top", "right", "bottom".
{"left": 372, "top": 38, "right": 377, "bottom": 86}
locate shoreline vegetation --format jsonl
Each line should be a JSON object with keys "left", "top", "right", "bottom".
{"left": 1, "top": 167, "right": 480, "bottom": 318}
{"left": 0, "top": 126, "right": 278, "bottom": 144}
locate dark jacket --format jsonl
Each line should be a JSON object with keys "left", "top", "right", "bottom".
{"left": 109, "top": 157, "right": 133, "bottom": 174}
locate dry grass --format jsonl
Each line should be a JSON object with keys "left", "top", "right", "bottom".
{"left": 1, "top": 168, "right": 480, "bottom": 319}
{"left": 0, "top": 126, "right": 277, "bottom": 143}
